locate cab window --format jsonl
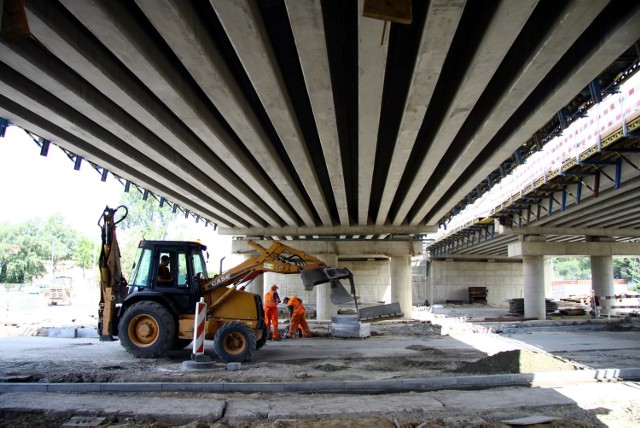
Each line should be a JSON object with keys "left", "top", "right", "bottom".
{"left": 129, "top": 248, "right": 153, "bottom": 288}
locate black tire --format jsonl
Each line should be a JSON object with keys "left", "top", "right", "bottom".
{"left": 118, "top": 301, "right": 176, "bottom": 358}
{"left": 171, "top": 338, "right": 193, "bottom": 350}
{"left": 213, "top": 321, "right": 256, "bottom": 362}
{"left": 255, "top": 324, "right": 268, "bottom": 350}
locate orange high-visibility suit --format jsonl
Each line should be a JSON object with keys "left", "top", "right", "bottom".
{"left": 264, "top": 286, "right": 281, "bottom": 339}
{"left": 287, "top": 296, "right": 311, "bottom": 338}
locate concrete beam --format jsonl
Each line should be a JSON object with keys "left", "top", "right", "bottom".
{"left": 357, "top": 0, "right": 388, "bottom": 224}
{"left": 499, "top": 225, "right": 640, "bottom": 239}
{"left": 287, "top": 0, "right": 350, "bottom": 226}
{"left": 231, "top": 240, "right": 423, "bottom": 257}
{"left": 220, "top": 224, "right": 436, "bottom": 237}
{"left": 508, "top": 241, "right": 640, "bottom": 257}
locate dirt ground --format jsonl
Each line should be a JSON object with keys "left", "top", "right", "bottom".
{"left": 1, "top": 298, "right": 640, "bottom": 426}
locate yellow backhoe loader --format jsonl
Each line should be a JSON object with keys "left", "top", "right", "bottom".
{"left": 97, "top": 206, "right": 358, "bottom": 362}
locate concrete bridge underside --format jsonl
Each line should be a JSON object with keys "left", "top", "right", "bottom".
{"left": 2, "top": 1, "right": 640, "bottom": 320}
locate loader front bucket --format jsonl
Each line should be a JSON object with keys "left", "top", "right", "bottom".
{"left": 301, "top": 267, "right": 359, "bottom": 309}
{"left": 329, "top": 279, "right": 354, "bottom": 305}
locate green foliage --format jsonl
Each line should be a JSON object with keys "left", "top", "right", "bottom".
{"left": 75, "top": 236, "right": 96, "bottom": 271}
{"left": 552, "top": 256, "right": 640, "bottom": 284}
{"left": 0, "top": 215, "right": 86, "bottom": 283}
{"left": 613, "top": 257, "right": 640, "bottom": 283}
{"left": 552, "top": 257, "right": 591, "bottom": 280}
{"left": 118, "top": 191, "right": 175, "bottom": 240}
{"left": 115, "top": 190, "right": 177, "bottom": 276}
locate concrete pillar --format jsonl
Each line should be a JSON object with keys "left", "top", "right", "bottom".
{"left": 591, "top": 255, "right": 614, "bottom": 315}
{"left": 242, "top": 254, "right": 264, "bottom": 296}
{"left": 316, "top": 253, "right": 338, "bottom": 320}
{"left": 523, "top": 255, "right": 546, "bottom": 320}
{"left": 390, "top": 255, "right": 412, "bottom": 319}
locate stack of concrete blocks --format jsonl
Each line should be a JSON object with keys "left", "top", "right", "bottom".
{"left": 331, "top": 315, "right": 370, "bottom": 338}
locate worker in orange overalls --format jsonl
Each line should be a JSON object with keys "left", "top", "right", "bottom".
{"left": 264, "top": 284, "right": 281, "bottom": 340}
{"left": 286, "top": 295, "right": 311, "bottom": 338}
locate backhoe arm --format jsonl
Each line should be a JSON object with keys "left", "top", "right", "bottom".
{"left": 200, "top": 241, "right": 357, "bottom": 313}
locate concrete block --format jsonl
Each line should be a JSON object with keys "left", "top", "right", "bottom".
{"left": 402, "top": 376, "right": 458, "bottom": 390}
{"left": 283, "top": 381, "right": 345, "bottom": 392}
{"left": 331, "top": 322, "right": 370, "bottom": 338}
{"left": 226, "top": 362, "right": 241, "bottom": 371}
{"left": 48, "top": 383, "right": 102, "bottom": 392}
{"left": 223, "top": 382, "right": 285, "bottom": 393}
{"left": 0, "top": 383, "right": 48, "bottom": 393}
{"left": 76, "top": 328, "right": 99, "bottom": 338}
{"left": 161, "top": 383, "right": 224, "bottom": 392}
{"left": 100, "top": 382, "right": 162, "bottom": 392}
{"left": 47, "top": 328, "right": 77, "bottom": 338}
{"left": 345, "top": 379, "right": 403, "bottom": 392}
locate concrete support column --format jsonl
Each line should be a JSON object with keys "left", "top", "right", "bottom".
{"left": 523, "top": 255, "right": 546, "bottom": 320}
{"left": 591, "top": 255, "right": 614, "bottom": 314}
{"left": 316, "top": 253, "right": 338, "bottom": 320}
{"left": 390, "top": 255, "right": 412, "bottom": 319}
{"left": 242, "top": 254, "right": 264, "bottom": 296}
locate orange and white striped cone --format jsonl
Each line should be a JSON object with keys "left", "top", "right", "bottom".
{"left": 192, "top": 297, "right": 210, "bottom": 362}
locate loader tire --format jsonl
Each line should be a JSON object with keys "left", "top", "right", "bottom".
{"left": 213, "top": 321, "right": 256, "bottom": 363}
{"left": 255, "top": 324, "right": 268, "bottom": 350}
{"left": 118, "top": 301, "right": 176, "bottom": 358}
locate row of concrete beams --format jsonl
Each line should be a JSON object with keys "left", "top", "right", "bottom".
{"left": 374, "top": 0, "right": 465, "bottom": 226}
{"left": 425, "top": 0, "right": 640, "bottom": 225}
{"left": 431, "top": 0, "right": 611, "bottom": 225}
{"left": 51, "top": 1, "right": 304, "bottom": 225}
{"left": 389, "top": 0, "right": 539, "bottom": 226}
{"left": 209, "top": 0, "right": 326, "bottom": 225}
{"left": 0, "top": 51, "right": 229, "bottom": 227}
{"left": 12, "top": 0, "right": 274, "bottom": 228}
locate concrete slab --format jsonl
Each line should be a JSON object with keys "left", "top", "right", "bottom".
{"left": 0, "top": 392, "right": 226, "bottom": 425}
{"left": 265, "top": 392, "right": 444, "bottom": 420}
{"left": 435, "top": 386, "right": 575, "bottom": 410}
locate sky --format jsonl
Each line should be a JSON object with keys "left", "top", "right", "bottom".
{"left": 0, "top": 125, "right": 232, "bottom": 259}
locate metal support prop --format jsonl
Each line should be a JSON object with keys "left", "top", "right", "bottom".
{"left": 0, "top": 118, "right": 9, "bottom": 137}
{"left": 548, "top": 195, "right": 553, "bottom": 215}
{"left": 576, "top": 180, "right": 582, "bottom": 204}
{"left": 561, "top": 189, "right": 567, "bottom": 211}
{"left": 39, "top": 139, "right": 50, "bottom": 157}
{"left": 614, "top": 158, "right": 622, "bottom": 189}
{"left": 73, "top": 155, "right": 83, "bottom": 170}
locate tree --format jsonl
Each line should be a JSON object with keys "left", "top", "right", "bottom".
{"left": 613, "top": 257, "right": 640, "bottom": 284}
{"left": 0, "top": 220, "right": 50, "bottom": 283}
{"left": 43, "top": 214, "right": 79, "bottom": 275}
{"left": 75, "top": 235, "right": 96, "bottom": 276}
{"left": 552, "top": 257, "right": 591, "bottom": 280}
{"left": 115, "top": 190, "right": 177, "bottom": 275}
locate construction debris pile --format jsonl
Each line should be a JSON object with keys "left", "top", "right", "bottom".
{"left": 508, "top": 298, "right": 558, "bottom": 316}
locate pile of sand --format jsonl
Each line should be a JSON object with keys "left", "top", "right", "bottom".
{"left": 451, "top": 349, "right": 581, "bottom": 375}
